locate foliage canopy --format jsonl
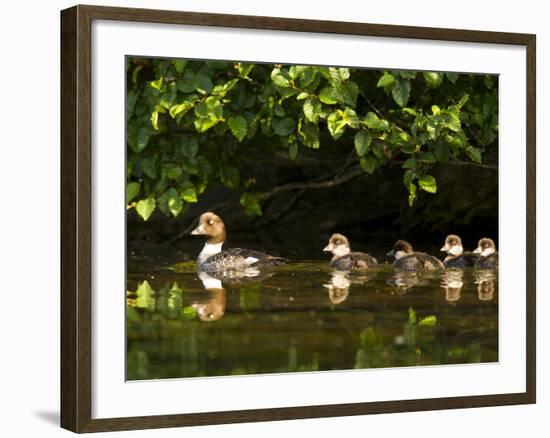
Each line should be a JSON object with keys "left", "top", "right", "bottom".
{"left": 126, "top": 58, "right": 498, "bottom": 220}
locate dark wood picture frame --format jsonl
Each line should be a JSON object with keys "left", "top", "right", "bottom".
{"left": 60, "top": 4, "right": 536, "bottom": 433}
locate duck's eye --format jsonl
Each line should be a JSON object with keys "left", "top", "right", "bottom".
{"left": 208, "top": 220, "right": 214, "bottom": 225}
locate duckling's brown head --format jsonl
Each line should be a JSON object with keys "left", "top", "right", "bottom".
{"left": 323, "top": 233, "right": 351, "bottom": 257}
{"left": 191, "top": 212, "right": 227, "bottom": 244}
{"left": 387, "top": 240, "right": 413, "bottom": 260}
{"left": 473, "top": 238, "right": 496, "bottom": 257}
{"left": 440, "top": 234, "right": 463, "bottom": 256}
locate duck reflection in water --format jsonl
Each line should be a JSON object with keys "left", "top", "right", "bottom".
{"left": 323, "top": 271, "right": 350, "bottom": 304}
{"left": 475, "top": 270, "right": 496, "bottom": 301}
{"left": 441, "top": 270, "right": 464, "bottom": 302}
{"left": 386, "top": 271, "right": 426, "bottom": 294}
{"left": 323, "top": 270, "right": 376, "bottom": 305}
{"left": 191, "top": 272, "right": 227, "bottom": 322}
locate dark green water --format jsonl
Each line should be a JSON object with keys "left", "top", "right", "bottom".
{"left": 126, "top": 254, "right": 498, "bottom": 381}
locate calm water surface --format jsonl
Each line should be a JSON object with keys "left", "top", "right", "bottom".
{"left": 126, "top": 250, "right": 498, "bottom": 380}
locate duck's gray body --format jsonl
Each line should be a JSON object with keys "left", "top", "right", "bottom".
{"left": 474, "top": 252, "right": 498, "bottom": 270}
{"left": 393, "top": 253, "right": 444, "bottom": 271}
{"left": 444, "top": 252, "right": 480, "bottom": 268}
{"left": 198, "top": 247, "right": 287, "bottom": 273}
{"left": 330, "top": 252, "right": 378, "bottom": 271}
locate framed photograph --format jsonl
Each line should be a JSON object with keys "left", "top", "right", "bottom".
{"left": 60, "top": 4, "right": 536, "bottom": 433}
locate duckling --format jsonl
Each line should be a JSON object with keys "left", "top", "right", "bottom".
{"left": 322, "top": 233, "right": 377, "bottom": 271}
{"left": 191, "top": 212, "right": 287, "bottom": 273}
{"left": 473, "top": 237, "right": 499, "bottom": 269}
{"left": 387, "top": 240, "right": 444, "bottom": 271}
{"left": 440, "top": 234, "right": 480, "bottom": 268}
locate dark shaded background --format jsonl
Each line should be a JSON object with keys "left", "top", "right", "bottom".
{"left": 128, "top": 138, "right": 498, "bottom": 262}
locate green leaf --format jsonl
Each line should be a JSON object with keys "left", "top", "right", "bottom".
{"left": 205, "top": 96, "right": 223, "bottom": 119}
{"left": 359, "top": 155, "right": 377, "bottom": 174}
{"left": 128, "top": 124, "right": 151, "bottom": 153}
{"left": 194, "top": 117, "right": 218, "bottom": 132}
{"left": 176, "top": 71, "right": 196, "bottom": 93}
{"left": 289, "top": 142, "right": 298, "bottom": 160}
{"left": 332, "top": 81, "right": 359, "bottom": 107}
{"left": 181, "top": 138, "right": 199, "bottom": 158}
{"left": 419, "top": 315, "right": 438, "bottom": 326}
{"left": 465, "top": 146, "right": 482, "bottom": 163}
{"left": 445, "top": 72, "right": 459, "bottom": 84}
{"left": 240, "top": 192, "right": 262, "bottom": 216}
{"left": 182, "top": 187, "right": 198, "bottom": 203}
{"left": 139, "top": 157, "right": 157, "bottom": 178}
{"left": 126, "top": 182, "right": 141, "bottom": 203}
{"left": 221, "top": 165, "right": 240, "bottom": 189}
{"left": 403, "top": 169, "right": 416, "bottom": 188}
{"left": 423, "top": 72, "right": 443, "bottom": 88}
{"left": 402, "top": 157, "right": 416, "bottom": 169}
{"left": 328, "top": 67, "right": 350, "bottom": 83}
{"left": 236, "top": 63, "right": 254, "bottom": 77}
{"left": 136, "top": 197, "right": 156, "bottom": 221}
{"left": 271, "top": 68, "right": 290, "bottom": 87}
{"left": 318, "top": 87, "right": 338, "bottom": 104}
{"left": 418, "top": 175, "right": 437, "bottom": 193}
{"left": 150, "top": 77, "right": 164, "bottom": 90}
{"left": 303, "top": 98, "right": 321, "bottom": 123}
{"left": 166, "top": 165, "right": 182, "bottom": 179}
{"left": 354, "top": 131, "right": 372, "bottom": 157}
{"left": 458, "top": 94, "right": 469, "bottom": 108}
{"left": 272, "top": 117, "right": 296, "bottom": 136}
{"left": 158, "top": 188, "right": 183, "bottom": 217}
{"left": 193, "top": 73, "right": 213, "bottom": 94}
{"left": 407, "top": 183, "right": 417, "bottom": 206}
{"left": 377, "top": 72, "right": 395, "bottom": 88}
{"left": 228, "top": 116, "right": 248, "bottom": 142}
{"left": 327, "top": 111, "right": 345, "bottom": 140}
{"left": 392, "top": 79, "right": 411, "bottom": 107}
{"left": 408, "top": 307, "right": 417, "bottom": 324}
{"left": 150, "top": 110, "right": 159, "bottom": 130}
{"left": 173, "top": 60, "right": 187, "bottom": 74}
{"left": 363, "top": 112, "right": 390, "bottom": 131}
{"left": 298, "top": 120, "right": 320, "bottom": 149}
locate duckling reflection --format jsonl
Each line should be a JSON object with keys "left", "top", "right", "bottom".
{"left": 441, "top": 270, "right": 464, "bottom": 302}
{"left": 475, "top": 270, "right": 496, "bottom": 301}
{"left": 386, "top": 271, "right": 426, "bottom": 294}
{"left": 323, "top": 270, "right": 375, "bottom": 304}
{"left": 191, "top": 272, "right": 227, "bottom": 322}
{"left": 323, "top": 271, "right": 350, "bottom": 304}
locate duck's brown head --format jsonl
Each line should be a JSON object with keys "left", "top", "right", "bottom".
{"left": 191, "top": 212, "right": 227, "bottom": 244}
{"left": 323, "top": 233, "right": 351, "bottom": 258}
{"left": 473, "top": 238, "right": 496, "bottom": 257}
{"left": 440, "top": 234, "right": 463, "bottom": 256}
{"left": 387, "top": 240, "right": 414, "bottom": 260}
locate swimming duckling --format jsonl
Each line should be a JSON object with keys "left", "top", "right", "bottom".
{"left": 440, "top": 234, "right": 480, "bottom": 268}
{"left": 322, "top": 233, "right": 377, "bottom": 271}
{"left": 473, "top": 238, "right": 499, "bottom": 269}
{"left": 191, "top": 212, "right": 288, "bottom": 273}
{"left": 387, "top": 240, "right": 444, "bottom": 271}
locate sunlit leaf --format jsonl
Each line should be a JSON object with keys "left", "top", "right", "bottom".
{"left": 418, "top": 175, "right": 437, "bottom": 193}
{"left": 136, "top": 197, "right": 156, "bottom": 220}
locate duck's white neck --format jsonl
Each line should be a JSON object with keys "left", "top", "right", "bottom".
{"left": 197, "top": 242, "right": 224, "bottom": 265}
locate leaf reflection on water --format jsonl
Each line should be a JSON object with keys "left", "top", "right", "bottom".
{"left": 126, "top": 261, "right": 498, "bottom": 380}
